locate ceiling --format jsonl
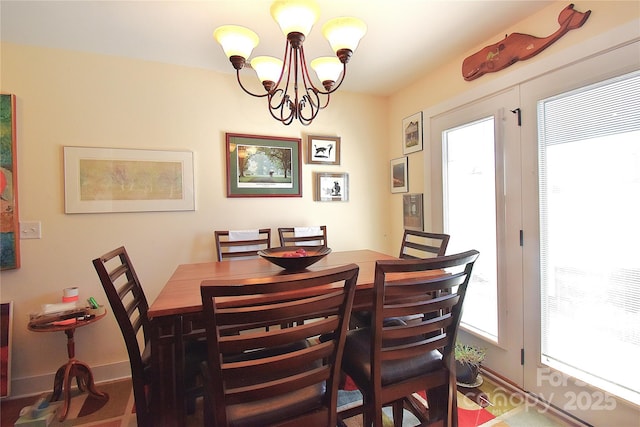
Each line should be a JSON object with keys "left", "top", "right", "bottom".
{"left": 1, "top": 0, "right": 556, "bottom": 96}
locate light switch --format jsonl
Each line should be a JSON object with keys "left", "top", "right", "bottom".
{"left": 20, "top": 221, "right": 42, "bottom": 239}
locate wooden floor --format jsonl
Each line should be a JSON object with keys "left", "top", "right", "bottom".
{"left": 1, "top": 394, "right": 36, "bottom": 427}
{"left": 1, "top": 371, "right": 583, "bottom": 427}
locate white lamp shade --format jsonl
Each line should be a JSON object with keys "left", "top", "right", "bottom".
{"left": 250, "top": 56, "right": 285, "bottom": 83}
{"left": 310, "top": 57, "right": 342, "bottom": 83}
{"left": 270, "top": 0, "right": 319, "bottom": 37}
{"left": 213, "top": 25, "right": 259, "bottom": 59}
{"left": 322, "top": 17, "right": 367, "bottom": 53}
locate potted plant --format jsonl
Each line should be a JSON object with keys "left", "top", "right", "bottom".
{"left": 454, "top": 342, "right": 486, "bottom": 385}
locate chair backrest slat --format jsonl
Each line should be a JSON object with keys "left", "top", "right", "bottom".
{"left": 214, "top": 228, "right": 271, "bottom": 261}
{"left": 278, "top": 226, "right": 328, "bottom": 247}
{"left": 399, "top": 230, "right": 450, "bottom": 259}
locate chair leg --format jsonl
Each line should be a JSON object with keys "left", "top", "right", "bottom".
{"left": 392, "top": 400, "right": 404, "bottom": 427}
{"left": 338, "top": 371, "right": 347, "bottom": 389}
{"left": 185, "top": 394, "right": 197, "bottom": 415}
{"left": 404, "top": 394, "right": 429, "bottom": 422}
{"left": 372, "top": 396, "right": 384, "bottom": 427}
{"left": 449, "top": 381, "right": 458, "bottom": 427}
{"left": 426, "top": 384, "right": 448, "bottom": 423}
{"left": 362, "top": 395, "right": 373, "bottom": 427}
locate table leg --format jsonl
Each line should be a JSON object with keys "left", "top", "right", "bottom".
{"left": 50, "top": 365, "right": 66, "bottom": 402}
{"left": 53, "top": 359, "right": 108, "bottom": 422}
{"left": 151, "top": 315, "right": 185, "bottom": 427}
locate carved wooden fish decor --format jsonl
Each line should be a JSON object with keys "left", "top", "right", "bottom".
{"left": 462, "top": 3, "right": 591, "bottom": 81}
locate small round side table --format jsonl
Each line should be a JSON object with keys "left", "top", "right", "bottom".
{"left": 28, "top": 310, "right": 109, "bottom": 422}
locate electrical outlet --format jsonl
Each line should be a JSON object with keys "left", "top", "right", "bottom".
{"left": 20, "top": 221, "right": 42, "bottom": 239}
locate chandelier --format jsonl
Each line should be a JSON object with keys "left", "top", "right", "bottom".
{"left": 213, "top": 0, "right": 366, "bottom": 126}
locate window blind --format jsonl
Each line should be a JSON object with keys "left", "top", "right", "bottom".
{"left": 537, "top": 70, "right": 640, "bottom": 404}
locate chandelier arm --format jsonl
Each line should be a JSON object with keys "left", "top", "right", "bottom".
{"left": 279, "top": 45, "right": 296, "bottom": 121}
{"left": 298, "top": 45, "right": 324, "bottom": 94}
{"left": 314, "top": 89, "right": 330, "bottom": 110}
{"left": 297, "top": 90, "right": 322, "bottom": 124}
{"left": 297, "top": 60, "right": 329, "bottom": 111}
{"left": 267, "top": 90, "right": 295, "bottom": 125}
{"left": 297, "top": 45, "right": 346, "bottom": 96}
{"left": 293, "top": 47, "right": 304, "bottom": 120}
{"left": 267, "top": 88, "right": 287, "bottom": 110}
{"left": 235, "top": 70, "right": 269, "bottom": 98}
{"left": 278, "top": 95, "right": 296, "bottom": 125}
{"left": 273, "top": 39, "right": 292, "bottom": 90}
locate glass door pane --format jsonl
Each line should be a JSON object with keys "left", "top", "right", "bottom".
{"left": 538, "top": 71, "right": 640, "bottom": 405}
{"left": 432, "top": 87, "right": 522, "bottom": 384}
{"left": 443, "top": 117, "right": 498, "bottom": 340}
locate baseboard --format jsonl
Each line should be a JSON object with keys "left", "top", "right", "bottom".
{"left": 480, "top": 367, "right": 591, "bottom": 427}
{"left": 6, "top": 360, "right": 132, "bottom": 399}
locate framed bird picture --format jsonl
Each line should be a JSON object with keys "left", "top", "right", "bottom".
{"left": 307, "top": 135, "right": 340, "bottom": 165}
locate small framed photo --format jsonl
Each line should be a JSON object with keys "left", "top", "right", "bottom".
{"left": 402, "top": 112, "right": 423, "bottom": 155}
{"left": 390, "top": 157, "right": 408, "bottom": 193}
{"left": 307, "top": 135, "right": 340, "bottom": 165}
{"left": 403, "top": 193, "right": 424, "bottom": 231}
{"left": 314, "top": 172, "right": 348, "bottom": 202}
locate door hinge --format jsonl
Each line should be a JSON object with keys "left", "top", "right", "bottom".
{"left": 519, "top": 230, "right": 524, "bottom": 246}
{"left": 511, "top": 108, "right": 522, "bottom": 126}
{"left": 521, "top": 348, "right": 525, "bottom": 365}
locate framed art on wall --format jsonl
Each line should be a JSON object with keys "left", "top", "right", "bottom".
{"left": 390, "top": 157, "right": 408, "bottom": 193}
{"left": 307, "top": 135, "right": 340, "bottom": 165}
{"left": 226, "top": 133, "right": 302, "bottom": 197}
{"left": 0, "top": 93, "right": 19, "bottom": 270}
{"left": 402, "top": 111, "right": 423, "bottom": 154}
{"left": 314, "top": 172, "right": 348, "bottom": 202}
{"left": 403, "top": 193, "right": 424, "bottom": 231}
{"left": 64, "top": 146, "right": 195, "bottom": 213}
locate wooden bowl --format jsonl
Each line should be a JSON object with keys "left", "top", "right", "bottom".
{"left": 258, "top": 246, "right": 331, "bottom": 270}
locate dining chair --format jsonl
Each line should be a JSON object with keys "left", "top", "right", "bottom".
{"left": 340, "top": 250, "right": 479, "bottom": 427}
{"left": 214, "top": 228, "right": 271, "bottom": 261}
{"left": 277, "top": 225, "right": 327, "bottom": 247}
{"left": 199, "top": 263, "right": 359, "bottom": 427}
{"left": 352, "top": 230, "right": 451, "bottom": 328}
{"left": 92, "top": 246, "right": 206, "bottom": 427}
{"left": 399, "top": 230, "right": 450, "bottom": 259}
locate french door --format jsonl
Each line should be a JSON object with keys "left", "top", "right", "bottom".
{"left": 430, "top": 87, "right": 524, "bottom": 385}
{"left": 520, "top": 42, "right": 640, "bottom": 426}
{"left": 429, "top": 41, "right": 639, "bottom": 426}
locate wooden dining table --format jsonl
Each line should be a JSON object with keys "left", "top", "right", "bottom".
{"left": 146, "top": 249, "right": 399, "bottom": 426}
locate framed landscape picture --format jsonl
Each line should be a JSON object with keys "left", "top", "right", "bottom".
{"left": 402, "top": 111, "right": 423, "bottom": 154}
{"left": 314, "top": 172, "right": 348, "bottom": 202}
{"left": 307, "top": 135, "right": 340, "bottom": 165}
{"left": 226, "top": 133, "right": 302, "bottom": 197}
{"left": 390, "top": 157, "right": 408, "bottom": 193}
{"left": 64, "top": 147, "right": 195, "bottom": 213}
